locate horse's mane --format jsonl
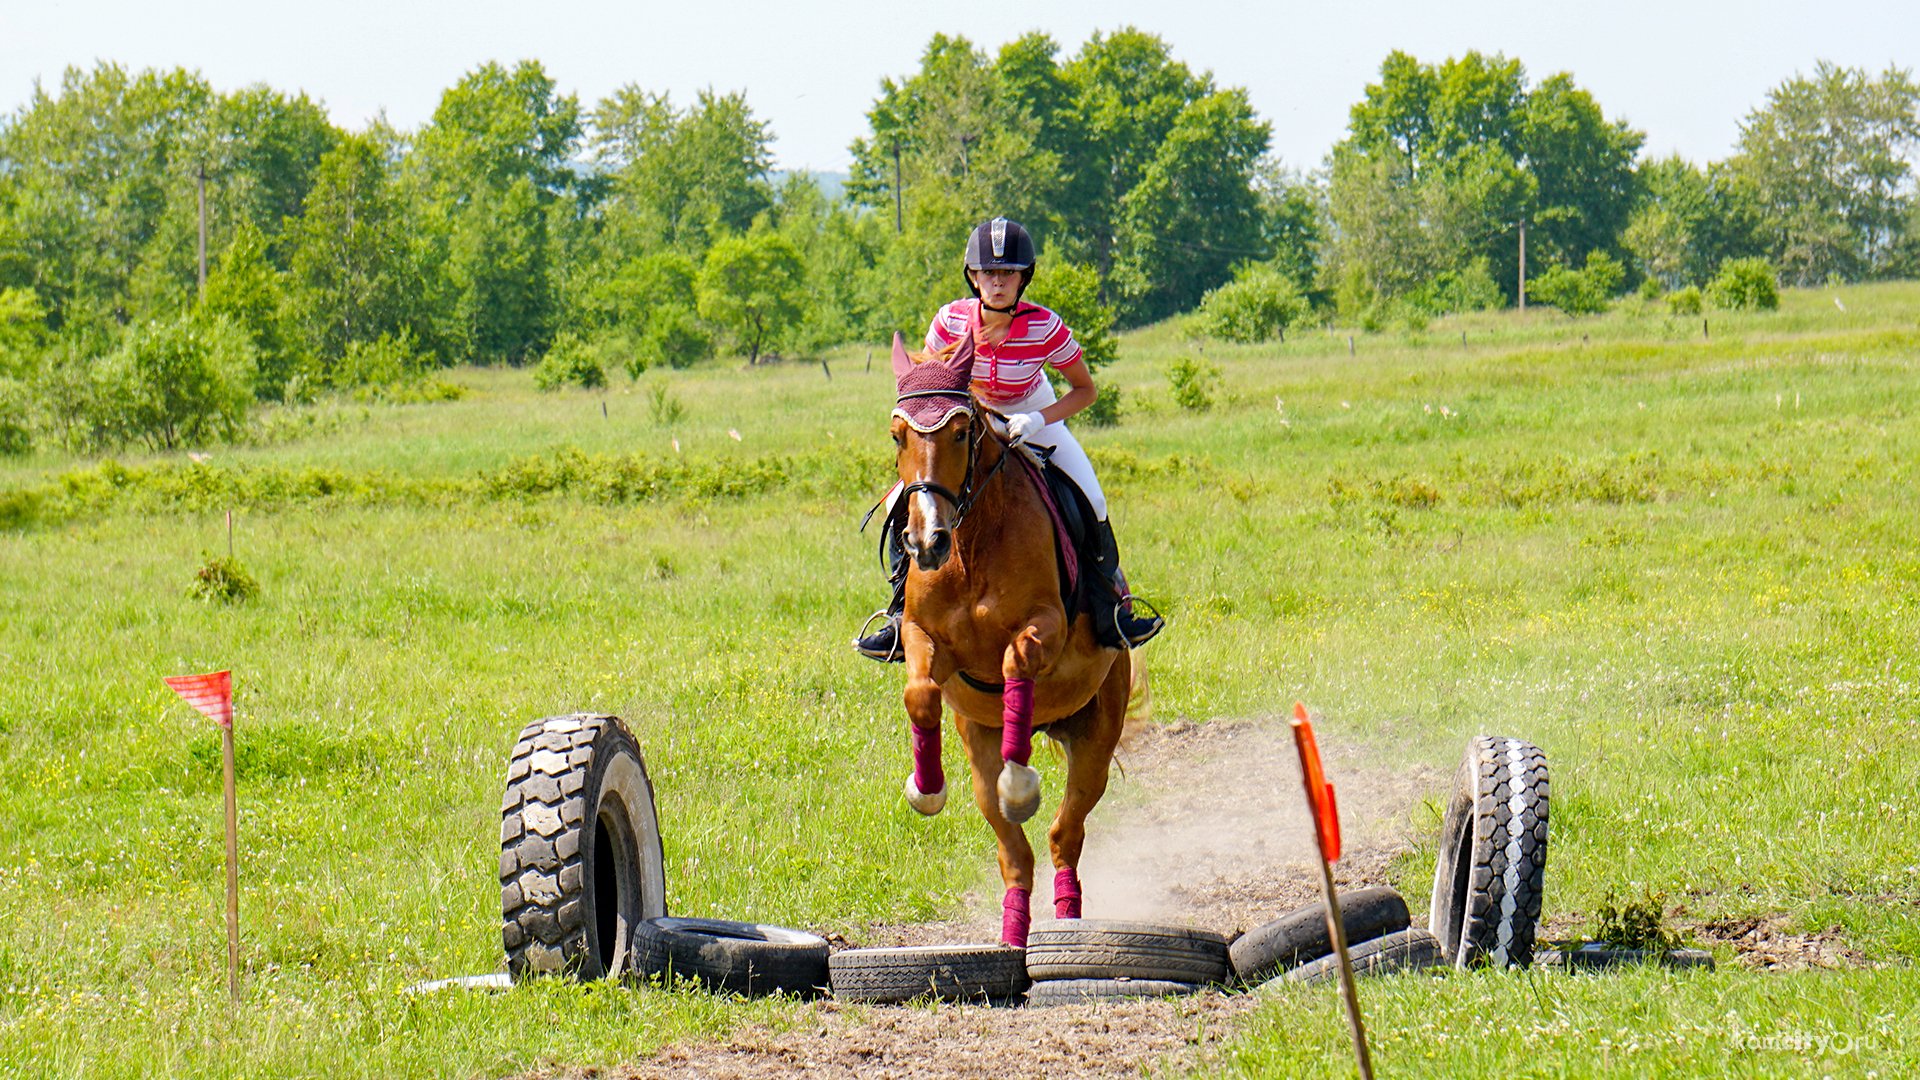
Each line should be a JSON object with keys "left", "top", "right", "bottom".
{"left": 909, "top": 336, "right": 967, "bottom": 367}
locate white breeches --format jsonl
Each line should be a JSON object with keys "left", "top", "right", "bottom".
{"left": 885, "top": 381, "right": 1108, "bottom": 521}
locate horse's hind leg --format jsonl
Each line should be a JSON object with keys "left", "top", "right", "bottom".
{"left": 1047, "top": 651, "right": 1131, "bottom": 920}
{"left": 959, "top": 714, "right": 1037, "bottom": 948}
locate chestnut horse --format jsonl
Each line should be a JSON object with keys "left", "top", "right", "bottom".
{"left": 885, "top": 330, "right": 1130, "bottom": 948}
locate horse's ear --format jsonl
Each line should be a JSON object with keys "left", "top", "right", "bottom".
{"left": 949, "top": 328, "right": 976, "bottom": 371}
{"left": 891, "top": 332, "right": 914, "bottom": 378}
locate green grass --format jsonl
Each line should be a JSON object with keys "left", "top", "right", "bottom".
{"left": 3, "top": 281, "right": 1918, "bottom": 1077}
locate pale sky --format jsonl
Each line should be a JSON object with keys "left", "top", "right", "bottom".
{"left": 5, "top": 0, "right": 1914, "bottom": 175}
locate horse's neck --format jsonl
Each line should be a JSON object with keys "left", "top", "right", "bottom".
{"left": 955, "top": 437, "right": 1045, "bottom": 563}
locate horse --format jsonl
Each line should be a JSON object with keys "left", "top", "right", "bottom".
{"left": 884, "top": 329, "right": 1131, "bottom": 949}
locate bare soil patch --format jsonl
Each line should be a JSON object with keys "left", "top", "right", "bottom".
{"left": 544, "top": 716, "right": 1433, "bottom": 1080}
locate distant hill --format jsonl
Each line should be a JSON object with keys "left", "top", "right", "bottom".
{"left": 771, "top": 170, "right": 850, "bottom": 204}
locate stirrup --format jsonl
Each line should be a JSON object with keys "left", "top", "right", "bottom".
{"left": 1116, "top": 593, "right": 1164, "bottom": 648}
{"left": 853, "top": 609, "right": 904, "bottom": 663}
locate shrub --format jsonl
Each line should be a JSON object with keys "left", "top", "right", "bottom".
{"left": 91, "top": 316, "right": 256, "bottom": 450}
{"left": 645, "top": 380, "right": 686, "bottom": 426}
{"left": 1707, "top": 257, "right": 1780, "bottom": 310}
{"left": 335, "top": 331, "right": 426, "bottom": 389}
{"left": 189, "top": 552, "right": 260, "bottom": 603}
{"left": 1410, "top": 258, "right": 1503, "bottom": 315}
{"left": 1668, "top": 286, "right": 1704, "bottom": 316}
{"left": 532, "top": 332, "right": 607, "bottom": 391}
{"left": 1528, "top": 251, "right": 1624, "bottom": 316}
{"left": 1637, "top": 277, "right": 1663, "bottom": 302}
{"left": 634, "top": 305, "right": 712, "bottom": 373}
{"left": 0, "top": 377, "right": 32, "bottom": 457}
{"left": 1026, "top": 261, "right": 1117, "bottom": 371}
{"left": 1194, "top": 267, "right": 1309, "bottom": 344}
{"left": 1166, "top": 356, "right": 1219, "bottom": 411}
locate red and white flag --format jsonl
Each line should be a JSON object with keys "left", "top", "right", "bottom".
{"left": 164, "top": 670, "right": 233, "bottom": 729}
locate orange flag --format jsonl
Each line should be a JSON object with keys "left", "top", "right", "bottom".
{"left": 1291, "top": 702, "right": 1341, "bottom": 862}
{"left": 164, "top": 670, "right": 233, "bottom": 729}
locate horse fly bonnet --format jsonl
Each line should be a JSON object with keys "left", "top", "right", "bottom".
{"left": 892, "top": 331, "right": 977, "bottom": 432}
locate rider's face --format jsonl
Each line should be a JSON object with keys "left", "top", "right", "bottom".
{"left": 970, "top": 267, "right": 1022, "bottom": 307}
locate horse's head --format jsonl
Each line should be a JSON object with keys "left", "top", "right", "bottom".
{"left": 891, "top": 331, "right": 979, "bottom": 572}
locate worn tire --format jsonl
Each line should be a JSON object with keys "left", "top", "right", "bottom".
{"left": 1229, "top": 887, "right": 1411, "bottom": 984}
{"left": 1429, "top": 736, "right": 1549, "bottom": 969}
{"left": 1539, "top": 945, "right": 1716, "bottom": 972}
{"left": 828, "top": 945, "right": 1029, "bottom": 1004}
{"left": 1025, "top": 920, "right": 1231, "bottom": 985}
{"left": 634, "top": 917, "right": 829, "bottom": 996}
{"left": 501, "top": 714, "right": 667, "bottom": 980}
{"left": 1281, "top": 928, "right": 1446, "bottom": 984}
{"left": 1027, "top": 979, "right": 1202, "bottom": 1007}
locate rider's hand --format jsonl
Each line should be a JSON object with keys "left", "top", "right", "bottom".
{"left": 1006, "top": 411, "right": 1048, "bottom": 443}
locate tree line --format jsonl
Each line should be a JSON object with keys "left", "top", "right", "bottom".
{"left": 0, "top": 31, "right": 1915, "bottom": 454}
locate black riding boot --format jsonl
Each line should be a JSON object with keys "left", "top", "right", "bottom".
{"left": 1092, "top": 518, "right": 1164, "bottom": 648}
{"left": 853, "top": 524, "right": 909, "bottom": 662}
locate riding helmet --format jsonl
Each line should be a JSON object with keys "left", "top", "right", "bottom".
{"left": 963, "top": 217, "right": 1036, "bottom": 300}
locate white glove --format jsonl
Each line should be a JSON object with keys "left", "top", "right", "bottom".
{"left": 1005, "top": 411, "right": 1048, "bottom": 444}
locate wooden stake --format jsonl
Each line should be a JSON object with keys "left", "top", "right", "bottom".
{"left": 197, "top": 163, "right": 209, "bottom": 300}
{"left": 222, "top": 720, "right": 241, "bottom": 1001}
{"left": 1292, "top": 706, "right": 1373, "bottom": 1080}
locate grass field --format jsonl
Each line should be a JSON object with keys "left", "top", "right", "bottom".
{"left": 2, "top": 282, "right": 1917, "bottom": 1077}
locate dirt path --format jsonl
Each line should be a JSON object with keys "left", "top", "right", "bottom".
{"left": 569, "top": 716, "right": 1435, "bottom": 1080}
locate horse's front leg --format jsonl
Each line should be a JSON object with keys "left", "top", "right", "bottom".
{"left": 900, "top": 620, "right": 947, "bottom": 816}
{"left": 997, "top": 611, "right": 1065, "bottom": 824}
{"left": 959, "top": 713, "right": 1037, "bottom": 947}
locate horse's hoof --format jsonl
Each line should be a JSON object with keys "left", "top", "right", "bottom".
{"left": 904, "top": 773, "right": 947, "bottom": 816}
{"left": 998, "top": 761, "right": 1041, "bottom": 824}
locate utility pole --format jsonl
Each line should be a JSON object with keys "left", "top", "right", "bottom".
{"left": 197, "top": 162, "right": 209, "bottom": 300}
{"left": 892, "top": 141, "right": 903, "bottom": 235}
{"left": 1517, "top": 219, "right": 1527, "bottom": 313}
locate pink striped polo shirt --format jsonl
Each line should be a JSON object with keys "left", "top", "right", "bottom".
{"left": 925, "top": 299, "right": 1083, "bottom": 407}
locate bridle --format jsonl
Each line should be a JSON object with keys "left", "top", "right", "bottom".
{"left": 897, "top": 404, "right": 1013, "bottom": 530}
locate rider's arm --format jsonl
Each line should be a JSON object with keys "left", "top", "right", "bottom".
{"left": 1040, "top": 358, "right": 1097, "bottom": 426}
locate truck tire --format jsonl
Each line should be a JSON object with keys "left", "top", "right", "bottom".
{"left": 634, "top": 917, "right": 829, "bottom": 996}
{"left": 1281, "top": 928, "right": 1446, "bottom": 985}
{"left": 1229, "top": 886, "right": 1411, "bottom": 984}
{"left": 501, "top": 714, "right": 667, "bottom": 980}
{"left": 1027, "top": 979, "right": 1202, "bottom": 1006}
{"left": 1024, "top": 920, "right": 1231, "bottom": 985}
{"left": 1429, "top": 736, "right": 1549, "bottom": 969}
{"left": 828, "top": 944, "right": 1029, "bottom": 1004}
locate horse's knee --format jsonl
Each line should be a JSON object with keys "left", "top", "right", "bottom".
{"left": 904, "top": 680, "right": 941, "bottom": 727}
{"left": 1004, "top": 623, "right": 1060, "bottom": 681}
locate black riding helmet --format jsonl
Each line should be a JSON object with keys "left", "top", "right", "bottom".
{"left": 963, "top": 217, "right": 1036, "bottom": 307}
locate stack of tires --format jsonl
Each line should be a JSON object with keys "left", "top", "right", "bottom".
{"left": 499, "top": 715, "right": 1550, "bottom": 998}
{"left": 1023, "top": 920, "right": 1233, "bottom": 1005}
{"left": 1229, "top": 887, "right": 1437, "bottom": 986}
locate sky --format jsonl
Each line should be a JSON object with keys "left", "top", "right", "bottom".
{"left": 5, "top": 0, "right": 1915, "bottom": 175}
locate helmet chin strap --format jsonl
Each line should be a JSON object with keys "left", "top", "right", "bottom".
{"left": 981, "top": 299, "right": 1020, "bottom": 313}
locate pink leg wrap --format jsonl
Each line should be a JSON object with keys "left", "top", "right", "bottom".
{"left": 911, "top": 723, "right": 943, "bottom": 796}
{"left": 1053, "top": 867, "right": 1083, "bottom": 920}
{"left": 1001, "top": 886, "right": 1032, "bottom": 948}
{"left": 1000, "top": 678, "right": 1034, "bottom": 766}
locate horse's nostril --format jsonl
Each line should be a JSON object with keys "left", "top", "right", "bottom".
{"left": 929, "top": 530, "right": 951, "bottom": 558}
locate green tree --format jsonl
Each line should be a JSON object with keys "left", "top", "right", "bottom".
{"left": 592, "top": 88, "right": 775, "bottom": 252}
{"left": 283, "top": 135, "right": 435, "bottom": 381}
{"left": 1726, "top": 62, "right": 1920, "bottom": 283}
{"left": 696, "top": 232, "right": 805, "bottom": 363}
{"left": 409, "top": 61, "right": 582, "bottom": 364}
{"left": 202, "top": 223, "right": 295, "bottom": 397}
{"left": 1328, "top": 50, "right": 1642, "bottom": 310}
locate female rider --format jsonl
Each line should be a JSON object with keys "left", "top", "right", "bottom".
{"left": 854, "top": 216, "right": 1163, "bottom": 660}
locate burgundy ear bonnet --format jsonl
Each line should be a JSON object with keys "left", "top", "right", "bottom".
{"left": 892, "top": 331, "right": 976, "bottom": 432}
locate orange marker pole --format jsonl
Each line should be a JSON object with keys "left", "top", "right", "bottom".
{"left": 1292, "top": 702, "right": 1373, "bottom": 1080}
